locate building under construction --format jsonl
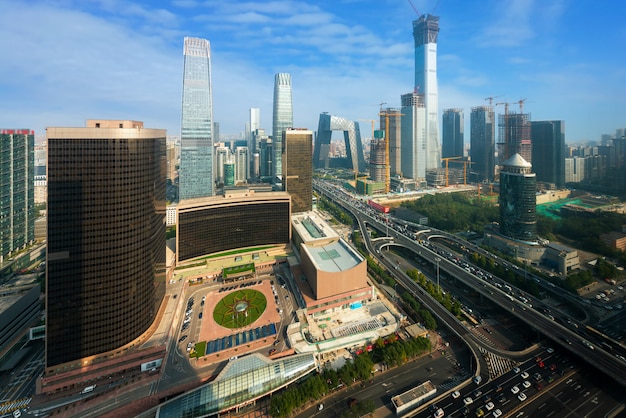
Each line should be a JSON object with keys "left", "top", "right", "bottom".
{"left": 369, "top": 139, "right": 386, "bottom": 182}
{"left": 498, "top": 112, "right": 532, "bottom": 165}
{"left": 379, "top": 108, "right": 402, "bottom": 178}
{"left": 426, "top": 167, "right": 464, "bottom": 187}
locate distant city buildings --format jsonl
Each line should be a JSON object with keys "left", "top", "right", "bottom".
{"left": 470, "top": 105, "right": 496, "bottom": 182}
{"left": 0, "top": 129, "right": 34, "bottom": 263}
{"left": 498, "top": 111, "right": 532, "bottom": 164}
{"left": 442, "top": 108, "right": 464, "bottom": 159}
{"left": 498, "top": 153, "right": 536, "bottom": 242}
{"left": 44, "top": 120, "right": 166, "bottom": 375}
{"left": 283, "top": 129, "right": 313, "bottom": 214}
{"left": 180, "top": 37, "right": 215, "bottom": 200}
{"left": 272, "top": 73, "right": 293, "bottom": 179}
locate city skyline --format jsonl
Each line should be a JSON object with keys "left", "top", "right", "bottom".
{"left": 1, "top": 0, "right": 625, "bottom": 143}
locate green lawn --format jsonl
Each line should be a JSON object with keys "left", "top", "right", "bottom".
{"left": 213, "top": 289, "right": 267, "bottom": 329}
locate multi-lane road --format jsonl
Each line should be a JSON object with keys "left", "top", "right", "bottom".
{"left": 313, "top": 180, "right": 626, "bottom": 391}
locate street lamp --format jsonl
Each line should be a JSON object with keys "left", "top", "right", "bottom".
{"left": 435, "top": 257, "right": 441, "bottom": 293}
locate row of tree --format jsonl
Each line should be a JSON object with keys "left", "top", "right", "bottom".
{"left": 268, "top": 335, "right": 431, "bottom": 417}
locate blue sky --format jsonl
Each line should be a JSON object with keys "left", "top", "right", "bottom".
{"left": 1, "top": 0, "right": 625, "bottom": 143}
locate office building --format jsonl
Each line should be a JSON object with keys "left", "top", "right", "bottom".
{"left": 283, "top": 129, "right": 313, "bottom": 214}
{"left": 272, "top": 73, "right": 293, "bottom": 178}
{"left": 400, "top": 92, "right": 427, "bottom": 180}
{"left": 215, "top": 145, "right": 230, "bottom": 186}
{"left": 0, "top": 129, "right": 35, "bottom": 263}
{"left": 234, "top": 146, "right": 249, "bottom": 184}
{"left": 442, "top": 109, "right": 464, "bottom": 158}
{"left": 176, "top": 190, "right": 291, "bottom": 263}
{"left": 499, "top": 153, "right": 536, "bottom": 242}
{"left": 531, "top": 120, "right": 565, "bottom": 188}
{"left": 470, "top": 106, "right": 496, "bottom": 182}
{"left": 313, "top": 114, "right": 366, "bottom": 172}
{"left": 180, "top": 37, "right": 214, "bottom": 199}
{"left": 564, "top": 156, "right": 586, "bottom": 183}
{"left": 45, "top": 120, "right": 166, "bottom": 369}
{"left": 413, "top": 14, "right": 441, "bottom": 170}
{"left": 380, "top": 108, "right": 402, "bottom": 177}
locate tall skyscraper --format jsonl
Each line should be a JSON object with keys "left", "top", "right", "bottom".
{"left": 45, "top": 120, "right": 166, "bottom": 368}
{"left": 470, "top": 105, "right": 496, "bottom": 182}
{"left": 180, "top": 37, "right": 214, "bottom": 200}
{"left": 413, "top": 14, "right": 441, "bottom": 170}
{"left": 0, "top": 129, "right": 34, "bottom": 263}
{"left": 249, "top": 108, "right": 260, "bottom": 150}
{"left": 442, "top": 108, "right": 464, "bottom": 158}
{"left": 400, "top": 92, "right": 427, "bottom": 180}
{"left": 380, "top": 108, "right": 403, "bottom": 177}
{"left": 272, "top": 73, "right": 293, "bottom": 179}
{"left": 283, "top": 128, "right": 312, "bottom": 213}
{"left": 531, "top": 120, "right": 565, "bottom": 188}
{"left": 235, "top": 146, "right": 249, "bottom": 184}
{"left": 499, "top": 153, "right": 536, "bottom": 242}
{"left": 313, "top": 113, "right": 366, "bottom": 172}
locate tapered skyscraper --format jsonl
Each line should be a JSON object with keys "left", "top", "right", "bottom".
{"left": 272, "top": 73, "right": 293, "bottom": 179}
{"left": 413, "top": 14, "right": 441, "bottom": 170}
{"left": 180, "top": 37, "right": 214, "bottom": 200}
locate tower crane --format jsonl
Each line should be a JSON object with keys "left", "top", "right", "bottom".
{"left": 517, "top": 98, "right": 527, "bottom": 112}
{"left": 484, "top": 96, "right": 500, "bottom": 107}
{"left": 441, "top": 156, "right": 462, "bottom": 187}
{"left": 407, "top": 0, "right": 420, "bottom": 16}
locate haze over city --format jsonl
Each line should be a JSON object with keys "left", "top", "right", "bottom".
{"left": 1, "top": 0, "right": 625, "bottom": 142}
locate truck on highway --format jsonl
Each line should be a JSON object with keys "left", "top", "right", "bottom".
{"left": 81, "top": 384, "right": 96, "bottom": 394}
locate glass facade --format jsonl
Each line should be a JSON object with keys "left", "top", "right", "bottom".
{"left": 0, "top": 129, "right": 34, "bottom": 263}
{"left": 177, "top": 195, "right": 291, "bottom": 262}
{"left": 313, "top": 113, "right": 366, "bottom": 172}
{"left": 413, "top": 14, "right": 441, "bottom": 170}
{"left": 180, "top": 37, "right": 214, "bottom": 200}
{"left": 531, "top": 120, "right": 565, "bottom": 188}
{"left": 45, "top": 125, "right": 166, "bottom": 368}
{"left": 442, "top": 109, "right": 464, "bottom": 158}
{"left": 499, "top": 154, "right": 536, "bottom": 242}
{"left": 470, "top": 106, "right": 495, "bottom": 182}
{"left": 283, "top": 129, "right": 312, "bottom": 213}
{"left": 400, "top": 93, "right": 427, "bottom": 179}
{"left": 156, "top": 353, "right": 316, "bottom": 417}
{"left": 272, "top": 73, "right": 293, "bottom": 178}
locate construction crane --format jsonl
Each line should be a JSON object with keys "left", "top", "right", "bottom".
{"left": 449, "top": 159, "right": 474, "bottom": 185}
{"left": 441, "top": 156, "right": 462, "bottom": 187}
{"left": 357, "top": 119, "right": 377, "bottom": 184}
{"left": 407, "top": 0, "right": 420, "bottom": 16}
{"left": 484, "top": 96, "right": 500, "bottom": 107}
{"left": 379, "top": 109, "right": 404, "bottom": 193}
{"left": 517, "top": 98, "right": 527, "bottom": 112}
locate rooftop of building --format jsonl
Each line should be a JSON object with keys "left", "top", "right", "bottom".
{"left": 292, "top": 212, "right": 340, "bottom": 243}
{"left": 177, "top": 190, "right": 291, "bottom": 211}
{"left": 301, "top": 239, "right": 363, "bottom": 273}
{"left": 502, "top": 153, "right": 531, "bottom": 168}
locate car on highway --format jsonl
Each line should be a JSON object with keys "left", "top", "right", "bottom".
{"left": 452, "top": 390, "right": 461, "bottom": 399}
{"left": 511, "top": 385, "right": 519, "bottom": 394}
{"left": 485, "top": 402, "right": 495, "bottom": 411}
{"left": 521, "top": 371, "right": 529, "bottom": 379}
{"left": 178, "top": 335, "right": 187, "bottom": 343}
{"left": 518, "top": 392, "right": 527, "bottom": 401}
{"left": 463, "top": 397, "right": 473, "bottom": 405}
{"left": 473, "top": 389, "right": 482, "bottom": 398}
{"left": 493, "top": 409, "right": 502, "bottom": 418}
{"left": 522, "top": 380, "right": 531, "bottom": 389}
{"left": 513, "top": 367, "right": 520, "bottom": 374}
{"left": 546, "top": 347, "right": 554, "bottom": 353}
{"left": 473, "top": 375, "right": 482, "bottom": 384}
{"left": 475, "top": 406, "right": 485, "bottom": 417}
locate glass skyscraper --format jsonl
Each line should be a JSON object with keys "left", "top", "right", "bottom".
{"left": 499, "top": 153, "right": 536, "bottom": 242}
{"left": 180, "top": 37, "right": 214, "bottom": 200}
{"left": 442, "top": 108, "right": 464, "bottom": 158}
{"left": 272, "top": 73, "right": 293, "bottom": 179}
{"left": 470, "top": 105, "right": 496, "bottom": 182}
{"left": 413, "top": 14, "right": 441, "bottom": 170}
{"left": 45, "top": 120, "right": 166, "bottom": 368}
{"left": 0, "top": 129, "right": 34, "bottom": 263}
{"left": 531, "top": 120, "right": 565, "bottom": 188}
{"left": 400, "top": 92, "right": 427, "bottom": 180}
